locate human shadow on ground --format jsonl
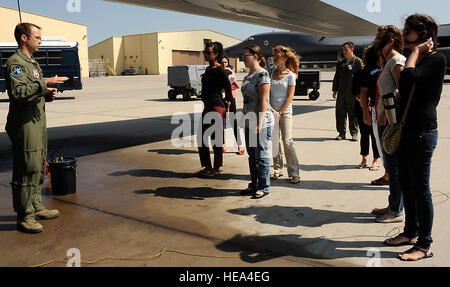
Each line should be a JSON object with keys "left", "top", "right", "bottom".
{"left": 216, "top": 233, "right": 398, "bottom": 263}
{"left": 228, "top": 205, "right": 374, "bottom": 228}
{"left": 299, "top": 164, "right": 357, "bottom": 171}
{"left": 147, "top": 149, "right": 199, "bottom": 155}
{"left": 0, "top": 215, "right": 17, "bottom": 231}
{"left": 109, "top": 169, "right": 249, "bottom": 181}
{"left": 134, "top": 186, "right": 244, "bottom": 200}
{"left": 269, "top": 179, "right": 386, "bottom": 191}
{"left": 293, "top": 137, "right": 334, "bottom": 142}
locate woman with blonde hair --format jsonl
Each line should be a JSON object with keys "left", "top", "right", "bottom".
{"left": 269, "top": 45, "right": 301, "bottom": 184}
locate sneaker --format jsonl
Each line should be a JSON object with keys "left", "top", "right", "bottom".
{"left": 335, "top": 135, "right": 345, "bottom": 140}
{"left": 35, "top": 209, "right": 60, "bottom": 220}
{"left": 375, "top": 212, "right": 404, "bottom": 223}
{"left": 17, "top": 218, "right": 43, "bottom": 233}
{"left": 350, "top": 134, "right": 358, "bottom": 141}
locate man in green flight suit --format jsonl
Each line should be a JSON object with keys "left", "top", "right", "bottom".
{"left": 332, "top": 42, "right": 363, "bottom": 141}
{"left": 5, "top": 23, "right": 68, "bottom": 233}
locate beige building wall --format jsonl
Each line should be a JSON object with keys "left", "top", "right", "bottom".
{"left": 0, "top": 6, "right": 89, "bottom": 78}
{"left": 89, "top": 30, "right": 243, "bottom": 76}
{"left": 157, "top": 30, "right": 243, "bottom": 75}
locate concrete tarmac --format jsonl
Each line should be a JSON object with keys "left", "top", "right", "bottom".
{"left": 0, "top": 72, "right": 449, "bottom": 267}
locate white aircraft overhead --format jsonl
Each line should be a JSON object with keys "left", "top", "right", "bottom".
{"left": 105, "top": 0, "right": 378, "bottom": 37}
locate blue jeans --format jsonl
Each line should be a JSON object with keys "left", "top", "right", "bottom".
{"left": 378, "top": 125, "right": 404, "bottom": 215}
{"left": 398, "top": 129, "right": 438, "bottom": 249}
{"left": 245, "top": 126, "right": 272, "bottom": 193}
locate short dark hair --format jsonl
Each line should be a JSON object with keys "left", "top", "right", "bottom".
{"left": 14, "top": 23, "right": 41, "bottom": 45}
{"left": 342, "top": 42, "right": 355, "bottom": 49}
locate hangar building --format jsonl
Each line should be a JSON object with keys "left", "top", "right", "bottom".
{"left": 88, "top": 30, "right": 244, "bottom": 76}
{"left": 0, "top": 5, "right": 89, "bottom": 78}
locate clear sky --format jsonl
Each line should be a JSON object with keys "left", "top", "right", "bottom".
{"left": 1, "top": 0, "right": 450, "bottom": 46}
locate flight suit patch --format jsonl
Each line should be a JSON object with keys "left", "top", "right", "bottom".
{"left": 10, "top": 65, "right": 23, "bottom": 78}
{"left": 33, "top": 69, "right": 40, "bottom": 78}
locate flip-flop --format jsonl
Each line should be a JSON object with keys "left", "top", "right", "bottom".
{"left": 356, "top": 162, "right": 368, "bottom": 169}
{"left": 290, "top": 176, "right": 301, "bottom": 184}
{"left": 369, "top": 165, "right": 380, "bottom": 171}
{"left": 384, "top": 234, "right": 418, "bottom": 246}
{"left": 251, "top": 191, "right": 269, "bottom": 199}
{"left": 270, "top": 174, "right": 283, "bottom": 180}
{"left": 398, "top": 246, "right": 433, "bottom": 261}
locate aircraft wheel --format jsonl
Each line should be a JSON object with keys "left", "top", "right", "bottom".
{"left": 309, "top": 90, "right": 320, "bottom": 101}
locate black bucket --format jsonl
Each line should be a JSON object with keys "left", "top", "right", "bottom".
{"left": 48, "top": 157, "right": 77, "bottom": 195}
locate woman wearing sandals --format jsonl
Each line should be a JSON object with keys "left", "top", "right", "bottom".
{"left": 269, "top": 45, "right": 301, "bottom": 184}
{"left": 220, "top": 56, "right": 245, "bottom": 155}
{"left": 384, "top": 14, "right": 446, "bottom": 261}
{"left": 371, "top": 25, "right": 405, "bottom": 224}
{"left": 239, "top": 45, "right": 273, "bottom": 199}
{"left": 196, "top": 42, "right": 233, "bottom": 177}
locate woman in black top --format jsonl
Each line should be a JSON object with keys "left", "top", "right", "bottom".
{"left": 355, "top": 45, "right": 381, "bottom": 170}
{"left": 196, "top": 42, "right": 233, "bottom": 177}
{"left": 383, "top": 14, "right": 446, "bottom": 261}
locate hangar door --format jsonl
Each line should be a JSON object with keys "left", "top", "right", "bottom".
{"left": 172, "top": 50, "right": 207, "bottom": 66}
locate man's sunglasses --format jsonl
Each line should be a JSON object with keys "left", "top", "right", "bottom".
{"left": 203, "top": 50, "right": 213, "bottom": 55}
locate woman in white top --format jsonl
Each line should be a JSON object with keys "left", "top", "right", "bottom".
{"left": 269, "top": 45, "right": 301, "bottom": 184}
{"left": 371, "top": 25, "right": 406, "bottom": 223}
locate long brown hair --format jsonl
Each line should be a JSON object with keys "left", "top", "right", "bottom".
{"left": 375, "top": 25, "right": 404, "bottom": 55}
{"left": 244, "top": 44, "right": 266, "bottom": 68}
{"left": 272, "top": 45, "right": 301, "bottom": 78}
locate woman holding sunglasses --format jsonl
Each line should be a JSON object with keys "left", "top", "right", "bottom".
{"left": 384, "top": 14, "right": 446, "bottom": 261}
{"left": 239, "top": 45, "right": 273, "bottom": 199}
{"left": 196, "top": 42, "right": 233, "bottom": 177}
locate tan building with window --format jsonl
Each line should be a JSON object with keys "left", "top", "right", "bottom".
{"left": 88, "top": 30, "right": 244, "bottom": 76}
{"left": 0, "top": 5, "right": 89, "bottom": 78}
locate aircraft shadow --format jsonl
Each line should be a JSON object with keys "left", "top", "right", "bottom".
{"left": 215, "top": 233, "right": 398, "bottom": 263}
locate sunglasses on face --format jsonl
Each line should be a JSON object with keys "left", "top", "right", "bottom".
{"left": 203, "top": 50, "right": 213, "bottom": 55}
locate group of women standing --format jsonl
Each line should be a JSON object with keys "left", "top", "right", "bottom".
{"left": 195, "top": 12, "right": 446, "bottom": 262}
{"left": 360, "top": 14, "right": 446, "bottom": 261}
{"left": 196, "top": 42, "right": 301, "bottom": 199}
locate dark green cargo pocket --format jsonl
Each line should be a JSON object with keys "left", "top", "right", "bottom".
{"left": 23, "top": 149, "right": 43, "bottom": 173}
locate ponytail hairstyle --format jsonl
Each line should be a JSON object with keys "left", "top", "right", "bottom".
{"left": 244, "top": 44, "right": 266, "bottom": 68}
{"left": 404, "top": 14, "right": 439, "bottom": 52}
{"left": 205, "top": 41, "right": 224, "bottom": 62}
{"left": 272, "top": 45, "right": 301, "bottom": 78}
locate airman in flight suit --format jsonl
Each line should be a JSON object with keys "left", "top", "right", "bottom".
{"left": 5, "top": 23, "right": 68, "bottom": 233}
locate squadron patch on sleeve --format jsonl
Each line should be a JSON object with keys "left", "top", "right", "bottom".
{"left": 10, "top": 65, "right": 23, "bottom": 78}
